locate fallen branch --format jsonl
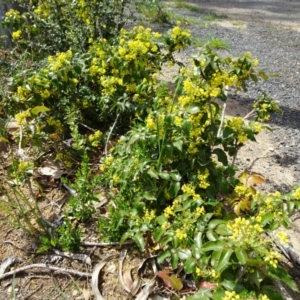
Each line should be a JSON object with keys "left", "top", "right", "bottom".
{"left": 81, "top": 240, "right": 135, "bottom": 247}
{"left": 104, "top": 112, "right": 120, "bottom": 156}
{"left": 0, "top": 263, "right": 92, "bottom": 281}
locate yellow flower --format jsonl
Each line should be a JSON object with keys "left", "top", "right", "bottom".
{"left": 197, "top": 169, "right": 210, "bottom": 189}
{"left": 258, "top": 295, "right": 269, "bottom": 300}
{"left": 12, "top": 30, "right": 22, "bottom": 39}
{"left": 222, "top": 290, "right": 240, "bottom": 300}
{"left": 292, "top": 188, "right": 300, "bottom": 199}
{"left": 176, "top": 228, "right": 187, "bottom": 240}
{"left": 164, "top": 206, "right": 175, "bottom": 219}
{"left": 252, "top": 58, "right": 259, "bottom": 67}
{"left": 196, "top": 206, "right": 205, "bottom": 217}
{"left": 144, "top": 209, "right": 156, "bottom": 222}
{"left": 229, "top": 117, "right": 244, "bottom": 131}
{"left": 145, "top": 114, "right": 156, "bottom": 130}
{"left": 237, "top": 133, "right": 248, "bottom": 143}
{"left": 277, "top": 231, "right": 289, "bottom": 245}
{"left": 40, "top": 89, "right": 51, "bottom": 99}
{"left": 15, "top": 109, "right": 31, "bottom": 125}
{"left": 18, "top": 161, "right": 30, "bottom": 172}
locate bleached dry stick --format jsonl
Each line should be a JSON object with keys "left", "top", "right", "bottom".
{"left": 0, "top": 263, "right": 91, "bottom": 281}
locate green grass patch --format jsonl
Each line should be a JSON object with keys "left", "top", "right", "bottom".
{"left": 202, "top": 12, "right": 227, "bottom": 21}
{"left": 174, "top": 0, "right": 203, "bottom": 12}
{"left": 193, "top": 36, "right": 230, "bottom": 50}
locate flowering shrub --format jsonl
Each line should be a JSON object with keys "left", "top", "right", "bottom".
{"left": 2, "top": 0, "right": 129, "bottom": 54}
{"left": 1, "top": 2, "right": 299, "bottom": 299}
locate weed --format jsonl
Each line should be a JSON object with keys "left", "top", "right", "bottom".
{"left": 193, "top": 36, "right": 230, "bottom": 50}
{"left": 202, "top": 12, "right": 227, "bottom": 21}
{"left": 136, "top": 0, "right": 170, "bottom": 23}
{"left": 174, "top": 0, "right": 203, "bottom": 13}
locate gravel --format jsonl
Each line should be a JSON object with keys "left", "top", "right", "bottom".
{"left": 177, "top": 11, "right": 300, "bottom": 186}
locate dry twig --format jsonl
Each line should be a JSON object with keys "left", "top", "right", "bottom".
{"left": 0, "top": 263, "right": 92, "bottom": 281}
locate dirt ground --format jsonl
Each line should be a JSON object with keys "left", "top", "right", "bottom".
{"left": 1, "top": 1, "right": 300, "bottom": 299}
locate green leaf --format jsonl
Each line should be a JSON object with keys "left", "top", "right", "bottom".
{"left": 221, "top": 279, "right": 237, "bottom": 290}
{"left": 184, "top": 257, "right": 196, "bottom": 274}
{"left": 178, "top": 248, "right": 192, "bottom": 260}
{"left": 186, "top": 288, "right": 212, "bottom": 300}
{"left": 170, "top": 170, "right": 182, "bottom": 181}
{"left": 269, "top": 266, "right": 299, "bottom": 291}
{"left": 235, "top": 250, "right": 247, "bottom": 264}
{"left": 147, "top": 167, "right": 159, "bottom": 179}
{"left": 31, "top": 106, "right": 50, "bottom": 115}
{"left": 194, "top": 232, "right": 203, "bottom": 249}
{"left": 261, "top": 289, "right": 284, "bottom": 300}
{"left": 171, "top": 252, "right": 179, "bottom": 269}
{"left": 201, "top": 241, "right": 226, "bottom": 252}
{"left": 192, "top": 244, "right": 201, "bottom": 260}
{"left": 260, "top": 213, "right": 274, "bottom": 226}
{"left": 161, "top": 235, "right": 173, "bottom": 247}
{"left": 215, "top": 224, "right": 232, "bottom": 236}
{"left": 246, "top": 259, "right": 264, "bottom": 267}
{"left": 158, "top": 250, "right": 171, "bottom": 263}
{"left": 206, "top": 230, "right": 218, "bottom": 241}
{"left": 208, "top": 219, "right": 227, "bottom": 230}
{"left": 143, "top": 191, "right": 156, "bottom": 201}
{"left": 215, "top": 249, "right": 233, "bottom": 273}
{"left": 73, "top": 65, "right": 82, "bottom": 74}
{"left": 120, "top": 231, "right": 132, "bottom": 245}
{"left": 36, "top": 245, "right": 50, "bottom": 253}
{"left": 153, "top": 227, "right": 165, "bottom": 242}
{"left": 250, "top": 73, "right": 258, "bottom": 83}
{"left": 211, "top": 250, "right": 222, "bottom": 268}
{"left": 169, "top": 182, "right": 180, "bottom": 198}
{"left": 212, "top": 148, "right": 228, "bottom": 165}
{"left": 133, "top": 233, "right": 145, "bottom": 251}
{"left": 173, "top": 140, "right": 183, "bottom": 151}
{"left": 159, "top": 172, "right": 170, "bottom": 180}
{"left": 182, "top": 120, "right": 192, "bottom": 135}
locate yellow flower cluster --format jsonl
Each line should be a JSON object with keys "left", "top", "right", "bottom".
{"left": 197, "top": 168, "right": 210, "bottom": 189}
{"left": 277, "top": 230, "right": 289, "bottom": 245}
{"left": 112, "top": 174, "right": 120, "bottom": 183}
{"left": 88, "top": 130, "right": 102, "bottom": 148}
{"left": 18, "top": 161, "right": 31, "bottom": 173}
{"left": 12, "top": 30, "right": 22, "bottom": 39}
{"left": 34, "top": 6, "right": 49, "bottom": 18}
{"left": 250, "top": 121, "right": 262, "bottom": 133}
{"left": 40, "top": 89, "right": 51, "bottom": 99}
{"left": 228, "top": 117, "right": 244, "bottom": 131}
{"left": 227, "top": 217, "right": 263, "bottom": 243}
{"left": 170, "top": 26, "right": 191, "bottom": 50}
{"left": 222, "top": 291, "right": 240, "bottom": 300}
{"left": 48, "top": 50, "right": 73, "bottom": 71}
{"left": 258, "top": 295, "right": 269, "bottom": 300}
{"left": 100, "top": 156, "right": 114, "bottom": 172}
{"left": 196, "top": 206, "right": 205, "bottom": 217}
{"left": 15, "top": 86, "right": 30, "bottom": 102}
{"left": 56, "top": 152, "right": 73, "bottom": 168}
{"left": 164, "top": 205, "right": 176, "bottom": 219}
{"left": 181, "top": 184, "right": 201, "bottom": 200}
{"left": 265, "top": 250, "right": 281, "bottom": 268}
{"left": 5, "top": 9, "right": 20, "bottom": 18}
{"left": 47, "top": 117, "right": 63, "bottom": 134}
{"left": 176, "top": 228, "right": 187, "bottom": 240}
{"left": 15, "top": 109, "right": 31, "bottom": 125}
{"left": 292, "top": 187, "right": 300, "bottom": 199}
{"left": 144, "top": 209, "right": 156, "bottom": 222}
